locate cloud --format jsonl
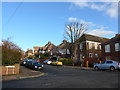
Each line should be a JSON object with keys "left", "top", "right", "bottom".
{"left": 68, "top": 17, "right": 77, "bottom": 21}
{"left": 67, "top": 17, "right": 115, "bottom": 36}
{"left": 79, "top": 19, "right": 96, "bottom": 26}
{"left": 72, "top": 2, "right": 118, "bottom": 18}
{"left": 86, "top": 29, "right": 115, "bottom": 36}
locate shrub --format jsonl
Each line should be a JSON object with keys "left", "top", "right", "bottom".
{"left": 40, "top": 52, "right": 50, "bottom": 59}
{"left": 27, "top": 55, "right": 36, "bottom": 59}
{"left": 58, "top": 58, "right": 72, "bottom": 65}
{"left": 2, "top": 40, "right": 23, "bottom": 66}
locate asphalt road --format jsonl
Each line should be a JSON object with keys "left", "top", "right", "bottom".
{"left": 2, "top": 65, "right": 119, "bottom": 88}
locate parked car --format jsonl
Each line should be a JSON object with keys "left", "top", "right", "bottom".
{"left": 25, "top": 60, "right": 33, "bottom": 67}
{"left": 43, "top": 60, "right": 52, "bottom": 65}
{"left": 32, "top": 59, "right": 40, "bottom": 62}
{"left": 94, "top": 60, "right": 120, "bottom": 71}
{"left": 93, "top": 61, "right": 99, "bottom": 65}
{"left": 20, "top": 59, "right": 29, "bottom": 66}
{"left": 51, "top": 61, "right": 63, "bottom": 66}
{"left": 29, "top": 61, "right": 44, "bottom": 70}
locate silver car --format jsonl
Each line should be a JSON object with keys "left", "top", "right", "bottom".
{"left": 94, "top": 60, "right": 120, "bottom": 71}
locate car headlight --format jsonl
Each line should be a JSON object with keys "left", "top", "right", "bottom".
{"left": 35, "top": 66, "right": 37, "bottom": 68}
{"left": 23, "top": 62, "right": 26, "bottom": 64}
{"left": 42, "top": 65, "right": 43, "bottom": 67}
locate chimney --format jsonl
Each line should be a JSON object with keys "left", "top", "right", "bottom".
{"left": 48, "top": 41, "right": 51, "bottom": 44}
{"left": 63, "top": 40, "right": 67, "bottom": 43}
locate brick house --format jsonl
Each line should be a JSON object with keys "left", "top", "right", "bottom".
{"left": 101, "top": 34, "right": 120, "bottom": 61}
{"left": 75, "top": 34, "right": 109, "bottom": 66}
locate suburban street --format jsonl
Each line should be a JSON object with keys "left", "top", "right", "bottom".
{"left": 2, "top": 65, "right": 119, "bottom": 88}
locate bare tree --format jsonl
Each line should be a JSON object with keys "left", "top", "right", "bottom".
{"left": 64, "top": 22, "right": 87, "bottom": 66}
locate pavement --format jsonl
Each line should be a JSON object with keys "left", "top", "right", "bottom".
{"left": 2, "top": 65, "right": 45, "bottom": 81}
{"left": 63, "top": 65, "right": 94, "bottom": 69}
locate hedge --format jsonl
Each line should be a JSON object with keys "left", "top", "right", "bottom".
{"left": 2, "top": 40, "right": 23, "bottom": 66}
{"left": 58, "top": 58, "right": 72, "bottom": 65}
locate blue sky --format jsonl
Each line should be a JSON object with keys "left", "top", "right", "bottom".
{"left": 2, "top": 2, "right": 118, "bottom": 51}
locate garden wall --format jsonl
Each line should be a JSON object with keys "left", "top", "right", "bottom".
{"left": 0, "top": 64, "right": 20, "bottom": 75}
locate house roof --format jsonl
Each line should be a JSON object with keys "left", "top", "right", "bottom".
{"left": 102, "top": 34, "right": 120, "bottom": 44}
{"left": 33, "top": 47, "right": 40, "bottom": 51}
{"left": 58, "top": 40, "right": 69, "bottom": 49}
{"left": 38, "top": 41, "right": 56, "bottom": 51}
{"left": 79, "top": 34, "right": 110, "bottom": 43}
{"left": 47, "top": 44, "right": 56, "bottom": 51}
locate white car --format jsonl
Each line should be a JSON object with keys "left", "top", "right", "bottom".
{"left": 43, "top": 60, "right": 52, "bottom": 65}
{"left": 47, "top": 61, "right": 52, "bottom": 65}
{"left": 94, "top": 60, "right": 120, "bottom": 71}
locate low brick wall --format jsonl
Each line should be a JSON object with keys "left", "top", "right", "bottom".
{"left": 0, "top": 64, "right": 20, "bottom": 75}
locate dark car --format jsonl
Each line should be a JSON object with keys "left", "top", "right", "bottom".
{"left": 20, "top": 59, "right": 29, "bottom": 66}
{"left": 29, "top": 62, "right": 44, "bottom": 70}
{"left": 32, "top": 59, "right": 40, "bottom": 62}
{"left": 25, "top": 60, "right": 33, "bottom": 67}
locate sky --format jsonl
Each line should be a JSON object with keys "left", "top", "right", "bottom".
{"left": 2, "top": 1, "right": 118, "bottom": 51}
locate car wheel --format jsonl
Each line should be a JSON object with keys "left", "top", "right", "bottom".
{"left": 94, "top": 66, "right": 99, "bottom": 71}
{"left": 110, "top": 66, "right": 115, "bottom": 71}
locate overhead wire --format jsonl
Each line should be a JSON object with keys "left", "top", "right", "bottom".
{"left": 3, "top": 0, "right": 24, "bottom": 30}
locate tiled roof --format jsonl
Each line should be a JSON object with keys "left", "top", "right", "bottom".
{"left": 102, "top": 34, "right": 120, "bottom": 44}
{"left": 38, "top": 42, "right": 56, "bottom": 51}
{"left": 58, "top": 40, "right": 69, "bottom": 49}
{"left": 79, "top": 34, "right": 110, "bottom": 43}
{"left": 47, "top": 44, "right": 56, "bottom": 50}
{"left": 33, "top": 47, "right": 40, "bottom": 50}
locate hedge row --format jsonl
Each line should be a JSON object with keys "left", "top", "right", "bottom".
{"left": 58, "top": 58, "right": 72, "bottom": 65}
{"left": 2, "top": 40, "right": 23, "bottom": 66}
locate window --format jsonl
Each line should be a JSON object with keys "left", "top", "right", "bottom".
{"left": 101, "top": 61, "right": 106, "bottom": 64}
{"left": 95, "top": 53, "right": 98, "bottom": 57}
{"left": 89, "top": 53, "right": 93, "bottom": 58}
{"left": 92, "top": 43, "right": 95, "bottom": 49}
{"left": 115, "top": 43, "right": 120, "bottom": 51}
{"left": 42, "top": 51, "right": 45, "bottom": 53}
{"left": 106, "top": 61, "right": 113, "bottom": 64}
{"left": 80, "top": 43, "right": 83, "bottom": 50}
{"left": 105, "top": 44, "right": 110, "bottom": 52}
{"left": 99, "top": 44, "right": 101, "bottom": 50}
{"left": 67, "top": 49, "right": 70, "bottom": 54}
{"left": 89, "top": 43, "right": 92, "bottom": 49}
{"left": 95, "top": 43, "right": 97, "bottom": 49}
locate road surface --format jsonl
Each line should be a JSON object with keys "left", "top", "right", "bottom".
{"left": 2, "top": 65, "right": 119, "bottom": 88}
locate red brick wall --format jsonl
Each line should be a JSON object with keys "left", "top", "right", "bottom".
{"left": 102, "top": 37, "right": 120, "bottom": 61}
{"left": 0, "top": 64, "right": 20, "bottom": 75}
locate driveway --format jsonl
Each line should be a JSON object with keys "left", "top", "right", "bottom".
{"left": 2, "top": 65, "right": 119, "bottom": 88}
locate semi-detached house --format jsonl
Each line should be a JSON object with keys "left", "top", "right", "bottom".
{"left": 75, "top": 34, "right": 109, "bottom": 66}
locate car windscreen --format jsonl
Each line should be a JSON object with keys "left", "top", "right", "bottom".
{"left": 34, "top": 62, "right": 41, "bottom": 65}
